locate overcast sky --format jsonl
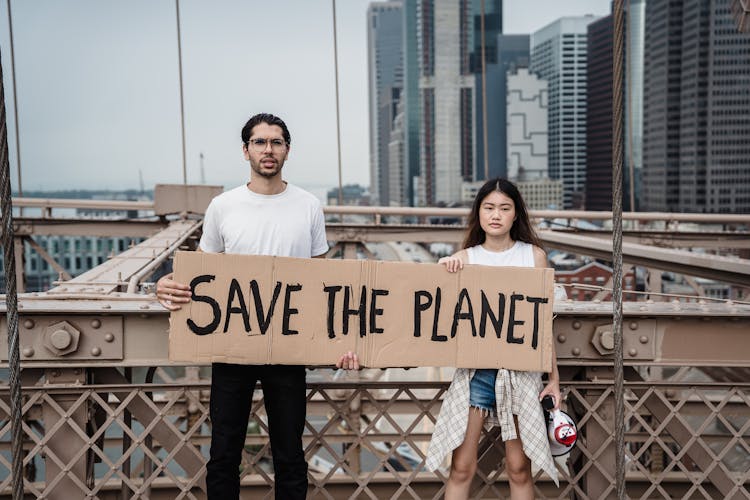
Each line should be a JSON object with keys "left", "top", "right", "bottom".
{"left": 0, "top": 0, "right": 609, "bottom": 198}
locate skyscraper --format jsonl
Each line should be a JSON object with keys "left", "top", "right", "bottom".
{"left": 585, "top": 2, "right": 645, "bottom": 212}
{"left": 531, "top": 16, "right": 598, "bottom": 208}
{"left": 367, "top": 2, "right": 404, "bottom": 206}
{"left": 643, "top": 0, "right": 750, "bottom": 213}
{"left": 476, "top": 34, "right": 529, "bottom": 181}
{"left": 400, "top": 0, "right": 421, "bottom": 206}
{"left": 415, "top": 0, "right": 501, "bottom": 206}
{"left": 585, "top": 14, "right": 614, "bottom": 211}
{"left": 626, "top": 0, "right": 646, "bottom": 210}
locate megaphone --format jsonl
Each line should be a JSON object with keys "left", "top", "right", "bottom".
{"left": 541, "top": 395, "right": 578, "bottom": 457}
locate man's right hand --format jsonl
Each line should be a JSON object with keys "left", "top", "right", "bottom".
{"left": 156, "top": 272, "right": 192, "bottom": 311}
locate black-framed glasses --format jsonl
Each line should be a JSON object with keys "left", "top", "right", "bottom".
{"left": 248, "top": 138, "right": 287, "bottom": 153}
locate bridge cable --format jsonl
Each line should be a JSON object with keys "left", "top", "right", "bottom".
{"left": 612, "top": 1, "right": 627, "bottom": 497}
{"left": 5, "top": 0, "right": 22, "bottom": 209}
{"left": 175, "top": 0, "right": 187, "bottom": 185}
{"left": 0, "top": 47, "right": 24, "bottom": 500}
{"left": 331, "top": 0, "right": 344, "bottom": 206}
{"left": 480, "top": 0, "right": 489, "bottom": 180}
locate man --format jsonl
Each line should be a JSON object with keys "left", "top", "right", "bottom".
{"left": 156, "top": 113, "right": 359, "bottom": 499}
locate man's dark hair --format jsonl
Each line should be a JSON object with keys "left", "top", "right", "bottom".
{"left": 241, "top": 113, "right": 291, "bottom": 146}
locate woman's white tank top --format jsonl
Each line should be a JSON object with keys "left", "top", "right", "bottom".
{"left": 466, "top": 240, "right": 535, "bottom": 268}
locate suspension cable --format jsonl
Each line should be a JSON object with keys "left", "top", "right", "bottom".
{"left": 612, "top": 0, "right": 626, "bottom": 497}
{"left": 6, "top": 0, "right": 21, "bottom": 207}
{"left": 175, "top": 0, "right": 187, "bottom": 184}
{"left": 331, "top": 0, "right": 344, "bottom": 206}
{"left": 480, "top": 0, "right": 489, "bottom": 180}
{"left": 0, "top": 48, "right": 24, "bottom": 500}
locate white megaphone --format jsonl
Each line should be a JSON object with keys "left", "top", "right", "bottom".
{"left": 541, "top": 395, "right": 578, "bottom": 456}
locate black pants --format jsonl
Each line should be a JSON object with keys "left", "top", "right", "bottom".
{"left": 206, "top": 363, "right": 308, "bottom": 499}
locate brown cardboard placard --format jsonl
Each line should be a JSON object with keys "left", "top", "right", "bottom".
{"left": 169, "top": 251, "right": 554, "bottom": 371}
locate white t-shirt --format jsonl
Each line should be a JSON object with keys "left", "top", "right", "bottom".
{"left": 199, "top": 183, "right": 329, "bottom": 258}
{"left": 466, "top": 240, "right": 535, "bottom": 267}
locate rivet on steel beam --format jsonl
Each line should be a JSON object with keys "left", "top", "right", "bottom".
{"left": 557, "top": 334, "right": 567, "bottom": 343}
{"left": 23, "top": 319, "right": 34, "bottom": 329}
{"left": 91, "top": 319, "right": 101, "bottom": 329}
{"left": 22, "top": 347, "right": 34, "bottom": 357}
{"left": 639, "top": 336, "right": 648, "bottom": 344}
{"left": 91, "top": 347, "right": 102, "bottom": 356}
{"left": 629, "top": 322, "right": 638, "bottom": 330}
{"left": 628, "top": 348, "right": 638, "bottom": 357}
{"left": 104, "top": 333, "right": 115, "bottom": 343}
{"left": 572, "top": 348, "right": 581, "bottom": 356}
{"left": 102, "top": 304, "right": 111, "bottom": 309}
{"left": 572, "top": 321, "right": 582, "bottom": 330}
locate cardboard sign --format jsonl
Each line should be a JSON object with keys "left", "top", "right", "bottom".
{"left": 169, "top": 251, "right": 555, "bottom": 371}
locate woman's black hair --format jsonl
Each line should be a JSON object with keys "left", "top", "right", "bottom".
{"left": 462, "top": 177, "right": 544, "bottom": 251}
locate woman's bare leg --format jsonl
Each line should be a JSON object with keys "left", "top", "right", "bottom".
{"left": 445, "top": 408, "right": 487, "bottom": 500}
{"left": 504, "top": 416, "right": 534, "bottom": 500}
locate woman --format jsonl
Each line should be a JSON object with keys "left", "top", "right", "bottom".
{"left": 425, "top": 178, "right": 560, "bottom": 500}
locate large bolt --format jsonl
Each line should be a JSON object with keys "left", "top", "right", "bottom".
{"left": 104, "top": 333, "right": 115, "bottom": 343}
{"left": 572, "top": 321, "right": 582, "bottom": 330}
{"left": 600, "top": 330, "right": 614, "bottom": 350}
{"left": 23, "top": 319, "right": 34, "bottom": 329}
{"left": 22, "top": 347, "right": 34, "bottom": 357}
{"left": 91, "top": 319, "right": 101, "bottom": 329}
{"left": 91, "top": 347, "right": 101, "bottom": 357}
{"left": 50, "top": 329, "right": 72, "bottom": 350}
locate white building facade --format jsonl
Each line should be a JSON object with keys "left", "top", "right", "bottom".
{"left": 507, "top": 67, "right": 548, "bottom": 182}
{"left": 531, "top": 16, "right": 597, "bottom": 208}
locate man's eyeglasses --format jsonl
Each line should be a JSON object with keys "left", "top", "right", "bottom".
{"left": 247, "top": 138, "right": 287, "bottom": 153}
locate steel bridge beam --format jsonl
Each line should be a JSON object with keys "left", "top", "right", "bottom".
{"left": 540, "top": 230, "right": 750, "bottom": 286}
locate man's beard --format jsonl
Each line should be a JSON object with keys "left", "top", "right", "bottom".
{"left": 251, "top": 159, "right": 283, "bottom": 178}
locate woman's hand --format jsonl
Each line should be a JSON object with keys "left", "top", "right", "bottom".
{"left": 438, "top": 254, "right": 464, "bottom": 273}
{"left": 156, "top": 272, "right": 192, "bottom": 311}
{"left": 539, "top": 378, "right": 562, "bottom": 410}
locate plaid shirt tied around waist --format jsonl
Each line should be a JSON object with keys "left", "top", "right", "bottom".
{"left": 425, "top": 368, "right": 559, "bottom": 486}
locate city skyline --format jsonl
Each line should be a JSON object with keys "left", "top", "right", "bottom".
{"left": 0, "top": 0, "right": 610, "bottom": 197}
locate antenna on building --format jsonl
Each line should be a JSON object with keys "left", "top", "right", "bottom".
{"left": 200, "top": 152, "right": 205, "bottom": 184}
{"left": 138, "top": 169, "right": 144, "bottom": 194}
